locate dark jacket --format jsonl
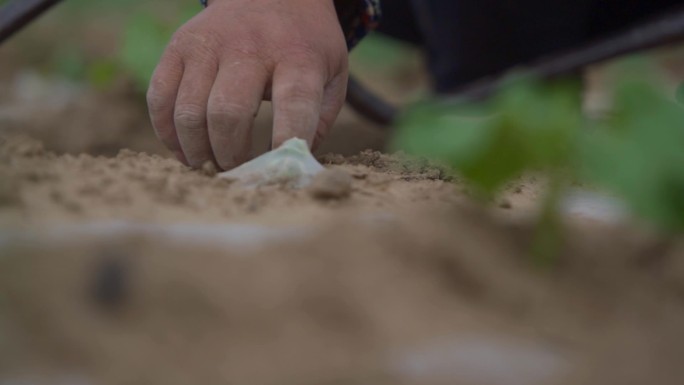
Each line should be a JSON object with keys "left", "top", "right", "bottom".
{"left": 376, "top": 0, "right": 683, "bottom": 92}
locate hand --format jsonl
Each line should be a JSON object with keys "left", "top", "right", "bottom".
{"left": 147, "top": 0, "right": 349, "bottom": 169}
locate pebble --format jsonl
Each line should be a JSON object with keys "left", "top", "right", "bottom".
{"left": 498, "top": 199, "right": 513, "bottom": 209}
{"left": 308, "top": 168, "right": 353, "bottom": 200}
{"left": 200, "top": 160, "right": 218, "bottom": 177}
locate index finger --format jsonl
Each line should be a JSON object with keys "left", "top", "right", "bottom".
{"left": 147, "top": 51, "right": 186, "bottom": 163}
{"left": 271, "top": 62, "right": 325, "bottom": 149}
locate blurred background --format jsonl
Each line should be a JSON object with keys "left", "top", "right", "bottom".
{"left": 1, "top": 0, "right": 683, "bottom": 158}
{"left": 0, "top": 0, "right": 427, "bottom": 158}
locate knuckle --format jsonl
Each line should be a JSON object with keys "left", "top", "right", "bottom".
{"left": 208, "top": 100, "right": 253, "bottom": 127}
{"left": 223, "top": 38, "right": 264, "bottom": 61}
{"left": 172, "top": 29, "right": 221, "bottom": 62}
{"left": 146, "top": 65, "right": 182, "bottom": 114}
{"left": 174, "top": 104, "right": 206, "bottom": 129}
{"left": 208, "top": 111, "right": 240, "bottom": 131}
{"left": 279, "top": 84, "right": 321, "bottom": 106}
{"left": 169, "top": 28, "right": 196, "bottom": 49}
{"left": 146, "top": 88, "right": 168, "bottom": 113}
{"left": 281, "top": 42, "right": 319, "bottom": 63}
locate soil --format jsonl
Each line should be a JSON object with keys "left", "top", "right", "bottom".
{"left": 308, "top": 168, "right": 354, "bottom": 200}
{"left": 1, "top": 131, "right": 684, "bottom": 385}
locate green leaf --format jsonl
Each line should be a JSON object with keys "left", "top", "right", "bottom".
{"left": 394, "top": 81, "right": 582, "bottom": 195}
{"left": 676, "top": 82, "right": 684, "bottom": 105}
{"left": 52, "top": 47, "right": 87, "bottom": 82}
{"left": 351, "top": 33, "right": 415, "bottom": 69}
{"left": 118, "top": 6, "right": 198, "bottom": 92}
{"left": 580, "top": 78, "right": 684, "bottom": 230}
{"left": 87, "top": 59, "right": 121, "bottom": 89}
{"left": 120, "top": 12, "right": 173, "bottom": 91}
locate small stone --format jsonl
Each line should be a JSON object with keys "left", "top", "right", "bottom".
{"left": 200, "top": 160, "right": 218, "bottom": 177}
{"left": 498, "top": 199, "right": 513, "bottom": 209}
{"left": 308, "top": 168, "right": 353, "bottom": 200}
{"left": 351, "top": 171, "right": 368, "bottom": 180}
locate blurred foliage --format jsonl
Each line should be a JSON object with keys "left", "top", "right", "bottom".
{"left": 20, "top": 0, "right": 198, "bottom": 91}
{"left": 394, "top": 61, "right": 684, "bottom": 259}
{"left": 398, "top": 80, "right": 582, "bottom": 195}
{"left": 580, "top": 79, "right": 684, "bottom": 230}
{"left": 118, "top": 3, "right": 196, "bottom": 91}
{"left": 120, "top": 10, "right": 190, "bottom": 91}
{"left": 676, "top": 82, "right": 684, "bottom": 104}
{"left": 350, "top": 33, "right": 416, "bottom": 70}
{"left": 8, "top": 0, "right": 413, "bottom": 94}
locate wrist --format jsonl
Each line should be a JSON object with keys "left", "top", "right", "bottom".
{"left": 198, "top": 0, "right": 380, "bottom": 49}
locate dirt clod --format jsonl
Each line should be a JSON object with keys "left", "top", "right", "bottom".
{"left": 308, "top": 168, "right": 353, "bottom": 200}
{"left": 0, "top": 135, "right": 45, "bottom": 158}
{"left": 200, "top": 160, "right": 218, "bottom": 177}
{"left": 0, "top": 173, "right": 21, "bottom": 207}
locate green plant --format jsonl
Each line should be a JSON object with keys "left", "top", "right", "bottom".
{"left": 119, "top": 12, "right": 175, "bottom": 91}
{"left": 350, "top": 33, "right": 416, "bottom": 70}
{"left": 580, "top": 79, "right": 684, "bottom": 230}
{"left": 393, "top": 61, "right": 684, "bottom": 260}
{"left": 37, "top": 1, "right": 196, "bottom": 91}
{"left": 120, "top": 6, "right": 197, "bottom": 91}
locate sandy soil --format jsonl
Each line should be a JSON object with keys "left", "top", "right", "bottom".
{"left": 1, "top": 132, "right": 684, "bottom": 385}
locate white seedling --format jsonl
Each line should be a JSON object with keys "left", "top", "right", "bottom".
{"left": 218, "top": 137, "right": 325, "bottom": 188}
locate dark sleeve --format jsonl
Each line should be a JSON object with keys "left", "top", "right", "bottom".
{"left": 200, "top": 0, "right": 381, "bottom": 50}
{"left": 335, "top": 0, "right": 382, "bottom": 49}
